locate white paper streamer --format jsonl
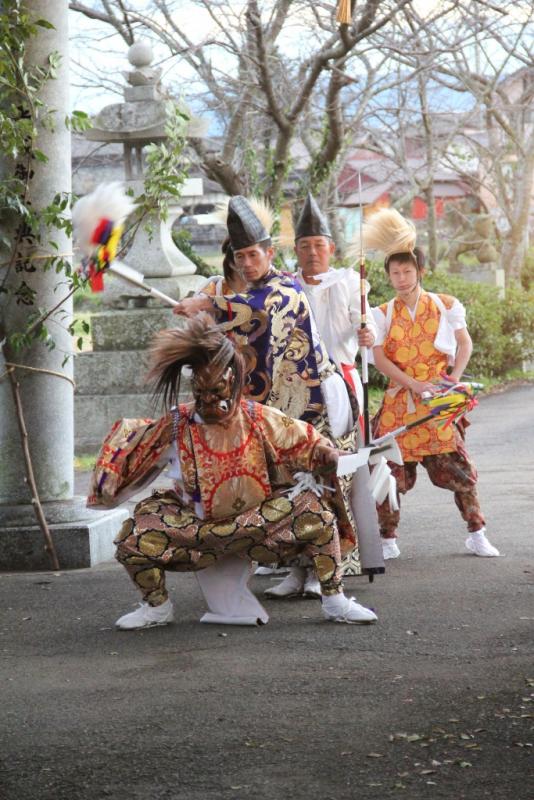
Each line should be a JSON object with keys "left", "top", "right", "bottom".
{"left": 368, "top": 457, "right": 399, "bottom": 511}
{"left": 336, "top": 449, "right": 371, "bottom": 476}
{"left": 285, "top": 472, "right": 334, "bottom": 499}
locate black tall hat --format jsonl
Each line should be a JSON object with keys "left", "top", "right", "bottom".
{"left": 295, "top": 192, "right": 332, "bottom": 240}
{"left": 227, "top": 196, "right": 271, "bottom": 251}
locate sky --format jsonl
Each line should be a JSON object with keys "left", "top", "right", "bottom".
{"left": 67, "top": 1, "right": 532, "bottom": 124}
{"left": 67, "top": 0, "right": 448, "bottom": 114}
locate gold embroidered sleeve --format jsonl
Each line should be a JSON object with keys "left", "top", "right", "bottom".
{"left": 87, "top": 415, "right": 173, "bottom": 508}
{"left": 257, "top": 404, "right": 332, "bottom": 472}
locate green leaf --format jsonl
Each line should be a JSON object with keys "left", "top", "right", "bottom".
{"left": 35, "top": 19, "right": 56, "bottom": 30}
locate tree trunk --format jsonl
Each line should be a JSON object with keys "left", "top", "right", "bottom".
{"left": 501, "top": 226, "right": 528, "bottom": 283}
{"left": 424, "top": 183, "right": 439, "bottom": 270}
{"left": 500, "top": 144, "right": 534, "bottom": 282}
{"left": 418, "top": 74, "right": 438, "bottom": 270}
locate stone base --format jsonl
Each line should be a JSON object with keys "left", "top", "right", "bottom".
{"left": 0, "top": 500, "right": 128, "bottom": 571}
{"left": 458, "top": 264, "right": 505, "bottom": 297}
{"left": 90, "top": 307, "right": 177, "bottom": 351}
{"left": 75, "top": 350, "right": 153, "bottom": 396}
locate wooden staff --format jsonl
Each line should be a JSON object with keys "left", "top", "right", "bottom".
{"left": 108, "top": 261, "right": 179, "bottom": 307}
{"left": 358, "top": 171, "right": 370, "bottom": 446}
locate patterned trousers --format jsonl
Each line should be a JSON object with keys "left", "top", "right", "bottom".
{"left": 377, "top": 437, "right": 485, "bottom": 538}
{"left": 115, "top": 489, "right": 345, "bottom": 606}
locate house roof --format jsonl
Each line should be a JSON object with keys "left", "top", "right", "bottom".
{"left": 342, "top": 181, "right": 391, "bottom": 206}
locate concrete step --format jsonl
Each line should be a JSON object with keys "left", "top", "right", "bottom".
{"left": 75, "top": 350, "right": 152, "bottom": 396}
{"left": 90, "top": 308, "right": 178, "bottom": 351}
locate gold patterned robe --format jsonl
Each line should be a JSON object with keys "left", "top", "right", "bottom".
{"left": 88, "top": 399, "right": 356, "bottom": 559}
{"left": 88, "top": 400, "right": 357, "bottom": 602}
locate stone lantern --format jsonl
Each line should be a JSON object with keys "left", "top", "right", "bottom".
{"left": 83, "top": 39, "right": 207, "bottom": 306}
{"left": 74, "top": 42, "right": 207, "bottom": 452}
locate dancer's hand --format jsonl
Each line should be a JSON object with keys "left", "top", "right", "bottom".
{"left": 443, "top": 371, "right": 462, "bottom": 385}
{"left": 408, "top": 377, "right": 439, "bottom": 396}
{"left": 314, "top": 445, "right": 340, "bottom": 475}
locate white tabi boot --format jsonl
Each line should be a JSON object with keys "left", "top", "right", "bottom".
{"left": 322, "top": 593, "right": 377, "bottom": 624}
{"left": 382, "top": 539, "right": 401, "bottom": 559}
{"left": 254, "top": 565, "right": 289, "bottom": 575}
{"left": 115, "top": 598, "right": 174, "bottom": 630}
{"left": 303, "top": 568, "right": 322, "bottom": 599}
{"left": 465, "top": 528, "right": 500, "bottom": 557}
{"left": 264, "top": 567, "right": 305, "bottom": 598}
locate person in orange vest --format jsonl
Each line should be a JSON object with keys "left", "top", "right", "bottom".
{"left": 366, "top": 209, "right": 499, "bottom": 560}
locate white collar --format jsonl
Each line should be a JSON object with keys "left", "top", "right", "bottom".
{"left": 401, "top": 287, "right": 423, "bottom": 320}
{"left": 297, "top": 267, "right": 344, "bottom": 291}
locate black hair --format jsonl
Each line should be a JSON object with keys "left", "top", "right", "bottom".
{"left": 384, "top": 246, "right": 426, "bottom": 274}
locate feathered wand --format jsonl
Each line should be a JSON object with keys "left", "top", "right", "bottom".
{"left": 72, "top": 183, "right": 179, "bottom": 307}
{"left": 339, "top": 380, "right": 483, "bottom": 520}
{"left": 371, "top": 379, "right": 483, "bottom": 447}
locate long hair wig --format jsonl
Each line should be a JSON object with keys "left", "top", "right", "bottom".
{"left": 147, "top": 312, "right": 245, "bottom": 410}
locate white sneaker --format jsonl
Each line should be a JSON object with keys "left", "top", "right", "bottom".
{"left": 264, "top": 567, "right": 305, "bottom": 598}
{"left": 115, "top": 598, "right": 174, "bottom": 630}
{"left": 382, "top": 540, "right": 400, "bottom": 559}
{"left": 322, "top": 594, "right": 377, "bottom": 624}
{"left": 303, "top": 569, "right": 321, "bottom": 599}
{"left": 465, "top": 529, "right": 500, "bottom": 557}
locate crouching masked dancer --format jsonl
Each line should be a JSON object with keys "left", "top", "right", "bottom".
{"left": 87, "top": 313, "right": 377, "bottom": 628}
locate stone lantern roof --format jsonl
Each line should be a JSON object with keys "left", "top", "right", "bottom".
{"left": 85, "top": 41, "right": 168, "bottom": 146}
{"left": 84, "top": 40, "right": 206, "bottom": 178}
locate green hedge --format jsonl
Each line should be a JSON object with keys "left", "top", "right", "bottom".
{"left": 363, "top": 262, "right": 534, "bottom": 385}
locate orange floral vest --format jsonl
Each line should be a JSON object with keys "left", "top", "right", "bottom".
{"left": 375, "top": 292, "right": 458, "bottom": 461}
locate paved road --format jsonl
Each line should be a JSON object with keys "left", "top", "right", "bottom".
{"left": 1, "top": 385, "right": 533, "bottom": 799}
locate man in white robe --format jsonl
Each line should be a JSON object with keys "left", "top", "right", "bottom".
{"left": 265, "top": 194, "right": 385, "bottom": 598}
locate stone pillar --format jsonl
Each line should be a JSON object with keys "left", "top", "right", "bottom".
{"left": 1, "top": 0, "right": 73, "bottom": 504}
{"left": 0, "top": 0, "right": 127, "bottom": 569}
